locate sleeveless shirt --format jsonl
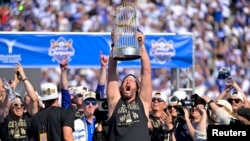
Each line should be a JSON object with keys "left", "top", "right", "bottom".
{"left": 108, "top": 96, "right": 150, "bottom": 141}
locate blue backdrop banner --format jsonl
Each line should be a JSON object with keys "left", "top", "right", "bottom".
{"left": 0, "top": 32, "right": 193, "bottom": 68}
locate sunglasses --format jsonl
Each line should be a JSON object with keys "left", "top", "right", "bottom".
{"left": 13, "top": 103, "right": 24, "bottom": 108}
{"left": 84, "top": 100, "right": 97, "bottom": 106}
{"left": 228, "top": 98, "right": 241, "bottom": 104}
{"left": 152, "top": 98, "right": 164, "bottom": 103}
{"left": 77, "top": 94, "right": 83, "bottom": 97}
{"left": 167, "top": 105, "right": 181, "bottom": 110}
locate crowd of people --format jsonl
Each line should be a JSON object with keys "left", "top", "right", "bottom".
{"left": 1, "top": 0, "right": 250, "bottom": 99}
{"left": 1, "top": 0, "right": 250, "bottom": 141}
{"left": 1, "top": 30, "right": 250, "bottom": 141}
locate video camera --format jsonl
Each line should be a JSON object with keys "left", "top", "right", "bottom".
{"left": 180, "top": 99, "right": 195, "bottom": 107}
{"left": 166, "top": 95, "right": 195, "bottom": 117}
{"left": 173, "top": 99, "right": 195, "bottom": 117}
{"left": 94, "top": 91, "right": 109, "bottom": 123}
{"left": 97, "top": 98, "right": 108, "bottom": 112}
{"left": 174, "top": 94, "right": 206, "bottom": 117}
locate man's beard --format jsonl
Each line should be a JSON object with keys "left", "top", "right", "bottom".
{"left": 121, "top": 89, "right": 137, "bottom": 101}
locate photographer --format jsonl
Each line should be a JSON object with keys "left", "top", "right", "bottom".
{"left": 215, "top": 72, "right": 249, "bottom": 116}
{"left": 167, "top": 94, "right": 208, "bottom": 141}
{"left": 193, "top": 104, "right": 207, "bottom": 141}
{"left": 216, "top": 67, "right": 249, "bottom": 109}
{"left": 203, "top": 82, "right": 249, "bottom": 126}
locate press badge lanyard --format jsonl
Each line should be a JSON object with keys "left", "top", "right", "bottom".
{"left": 39, "top": 125, "right": 47, "bottom": 141}
{"left": 38, "top": 115, "right": 48, "bottom": 141}
{"left": 39, "top": 125, "right": 48, "bottom": 141}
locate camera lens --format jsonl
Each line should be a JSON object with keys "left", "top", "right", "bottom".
{"left": 102, "top": 101, "right": 108, "bottom": 110}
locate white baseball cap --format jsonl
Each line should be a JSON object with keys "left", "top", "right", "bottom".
{"left": 152, "top": 91, "right": 167, "bottom": 103}
{"left": 168, "top": 95, "right": 182, "bottom": 106}
{"left": 73, "top": 86, "right": 88, "bottom": 97}
{"left": 68, "top": 87, "right": 76, "bottom": 95}
{"left": 172, "top": 90, "right": 187, "bottom": 101}
{"left": 83, "top": 91, "right": 96, "bottom": 101}
{"left": 229, "top": 91, "right": 244, "bottom": 102}
{"left": 40, "top": 83, "right": 59, "bottom": 101}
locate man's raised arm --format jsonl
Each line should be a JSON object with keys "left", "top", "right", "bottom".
{"left": 137, "top": 31, "right": 152, "bottom": 118}
{"left": 107, "top": 31, "right": 121, "bottom": 118}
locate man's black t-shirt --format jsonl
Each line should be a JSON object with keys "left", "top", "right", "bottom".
{"left": 27, "top": 106, "right": 75, "bottom": 141}
{"left": 108, "top": 96, "right": 150, "bottom": 141}
{"left": 0, "top": 112, "right": 31, "bottom": 141}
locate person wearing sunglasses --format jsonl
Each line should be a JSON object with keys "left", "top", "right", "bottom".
{"left": 0, "top": 96, "right": 28, "bottom": 141}
{"left": 216, "top": 80, "right": 249, "bottom": 115}
{"left": 227, "top": 91, "right": 245, "bottom": 114}
{"left": 0, "top": 63, "right": 41, "bottom": 141}
{"left": 82, "top": 91, "right": 99, "bottom": 141}
{"left": 60, "top": 58, "right": 88, "bottom": 141}
{"left": 169, "top": 94, "right": 208, "bottom": 141}
{"left": 59, "top": 55, "right": 107, "bottom": 141}
{"left": 60, "top": 57, "right": 88, "bottom": 114}
{"left": 167, "top": 95, "right": 183, "bottom": 120}
{"left": 149, "top": 91, "right": 173, "bottom": 141}
{"left": 0, "top": 98, "right": 28, "bottom": 141}
{"left": 203, "top": 96, "right": 239, "bottom": 125}
{"left": 71, "top": 86, "right": 88, "bottom": 113}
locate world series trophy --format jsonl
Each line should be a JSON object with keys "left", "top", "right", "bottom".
{"left": 112, "top": 2, "right": 141, "bottom": 61}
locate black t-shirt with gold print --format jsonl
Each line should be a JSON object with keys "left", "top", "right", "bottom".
{"left": 0, "top": 112, "right": 31, "bottom": 141}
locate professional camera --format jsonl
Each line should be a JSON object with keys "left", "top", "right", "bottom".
{"left": 174, "top": 99, "right": 194, "bottom": 117}
{"left": 176, "top": 94, "right": 206, "bottom": 117}
{"left": 180, "top": 99, "right": 195, "bottom": 107}
{"left": 97, "top": 98, "right": 108, "bottom": 112}
{"left": 217, "top": 67, "right": 231, "bottom": 79}
{"left": 167, "top": 95, "right": 194, "bottom": 117}
{"left": 94, "top": 92, "right": 109, "bottom": 123}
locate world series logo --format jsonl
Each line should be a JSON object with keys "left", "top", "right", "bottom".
{"left": 48, "top": 37, "right": 75, "bottom": 63}
{"left": 149, "top": 38, "right": 175, "bottom": 64}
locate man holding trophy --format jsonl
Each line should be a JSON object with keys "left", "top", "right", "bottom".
{"left": 106, "top": 2, "right": 152, "bottom": 140}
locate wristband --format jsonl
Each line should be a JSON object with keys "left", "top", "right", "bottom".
{"left": 22, "top": 78, "right": 28, "bottom": 82}
{"left": 111, "top": 43, "right": 114, "bottom": 48}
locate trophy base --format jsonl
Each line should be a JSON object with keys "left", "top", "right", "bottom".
{"left": 113, "top": 46, "right": 141, "bottom": 61}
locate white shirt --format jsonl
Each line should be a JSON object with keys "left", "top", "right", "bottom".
{"left": 73, "top": 118, "right": 87, "bottom": 141}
